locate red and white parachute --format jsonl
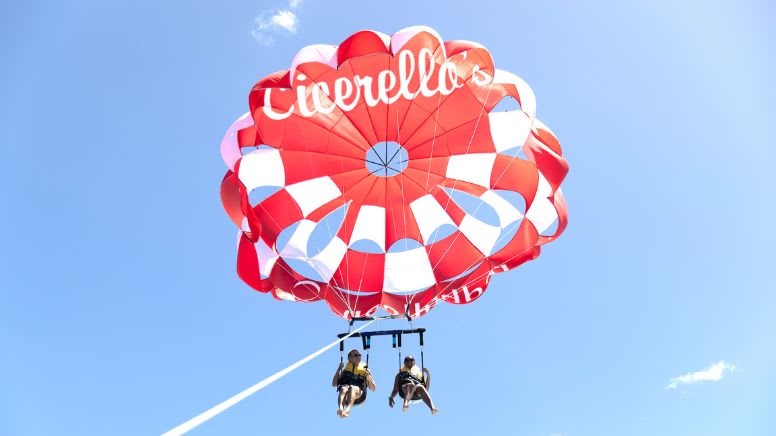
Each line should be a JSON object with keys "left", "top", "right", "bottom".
{"left": 220, "top": 26, "right": 568, "bottom": 319}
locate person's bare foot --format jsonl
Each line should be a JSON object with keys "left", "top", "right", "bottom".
{"left": 402, "top": 404, "right": 409, "bottom": 412}
{"left": 431, "top": 408, "right": 439, "bottom": 415}
{"left": 337, "top": 409, "right": 343, "bottom": 417}
{"left": 342, "top": 410, "right": 350, "bottom": 418}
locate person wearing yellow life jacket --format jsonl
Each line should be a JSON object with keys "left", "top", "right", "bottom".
{"left": 388, "top": 355, "right": 438, "bottom": 415}
{"left": 332, "top": 349, "right": 376, "bottom": 417}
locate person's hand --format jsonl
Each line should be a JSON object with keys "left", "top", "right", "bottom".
{"left": 423, "top": 368, "right": 430, "bottom": 375}
{"left": 338, "top": 362, "right": 344, "bottom": 370}
{"left": 388, "top": 396, "right": 395, "bottom": 408}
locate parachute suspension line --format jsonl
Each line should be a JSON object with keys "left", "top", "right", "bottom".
{"left": 422, "top": 80, "right": 497, "bottom": 309}
{"left": 342, "top": 82, "right": 396, "bottom": 318}
{"left": 293, "top": 103, "right": 364, "bottom": 317}
{"left": 401, "top": 123, "right": 418, "bottom": 317}
{"left": 439, "top": 79, "right": 494, "bottom": 214}
{"left": 391, "top": 95, "right": 496, "bottom": 316}
{"left": 383, "top": 53, "right": 439, "bottom": 318}
{"left": 362, "top": 334, "right": 371, "bottom": 367}
{"left": 397, "top": 68, "right": 489, "bottom": 317}
{"left": 396, "top": 66, "right": 454, "bottom": 150}
{"left": 391, "top": 333, "right": 398, "bottom": 367}
{"left": 398, "top": 171, "right": 415, "bottom": 314}
{"left": 341, "top": 314, "right": 354, "bottom": 364}
{"left": 319, "top": 205, "right": 345, "bottom": 299}
{"left": 351, "top": 227, "right": 371, "bottom": 314}
{"left": 358, "top": 312, "right": 372, "bottom": 367}
{"left": 427, "top": 116, "right": 535, "bottom": 312}
{"left": 370, "top": 317, "right": 380, "bottom": 367}
{"left": 385, "top": 58, "right": 392, "bottom": 176}
{"left": 350, "top": 177, "right": 381, "bottom": 317}
{"left": 393, "top": 107, "right": 412, "bottom": 314}
{"left": 388, "top": 53, "right": 443, "bottom": 318}
{"left": 292, "top": 110, "right": 341, "bottom": 307}
{"left": 393, "top": 112, "right": 412, "bottom": 315}
{"left": 419, "top": 329, "right": 425, "bottom": 378}
{"left": 162, "top": 319, "right": 376, "bottom": 436}
{"left": 396, "top": 332, "right": 403, "bottom": 370}
{"left": 385, "top": 111, "right": 404, "bottom": 170}
{"left": 335, "top": 110, "right": 353, "bottom": 318}
{"left": 424, "top": 89, "right": 444, "bottom": 193}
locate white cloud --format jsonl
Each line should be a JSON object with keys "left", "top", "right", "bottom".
{"left": 271, "top": 10, "right": 297, "bottom": 32}
{"left": 252, "top": 1, "right": 303, "bottom": 46}
{"left": 667, "top": 360, "right": 736, "bottom": 390}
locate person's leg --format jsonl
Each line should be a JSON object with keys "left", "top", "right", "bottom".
{"left": 337, "top": 386, "right": 348, "bottom": 416}
{"left": 343, "top": 386, "right": 362, "bottom": 417}
{"left": 401, "top": 384, "right": 416, "bottom": 411}
{"left": 414, "top": 385, "right": 438, "bottom": 415}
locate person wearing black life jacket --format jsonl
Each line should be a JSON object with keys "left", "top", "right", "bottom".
{"left": 388, "top": 355, "right": 438, "bottom": 415}
{"left": 332, "top": 349, "right": 376, "bottom": 417}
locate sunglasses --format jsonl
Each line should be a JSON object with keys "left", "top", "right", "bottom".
{"left": 350, "top": 353, "right": 361, "bottom": 357}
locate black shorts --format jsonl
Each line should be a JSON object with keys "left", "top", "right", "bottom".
{"left": 398, "top": 385, "right": 423, "bottom": 402}
{"left": 398, "top": 374, "right": 424, "bottom": 401}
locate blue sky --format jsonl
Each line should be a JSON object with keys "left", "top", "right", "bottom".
{"left": 1, "top": 1, "right": 775, "bottom": 435}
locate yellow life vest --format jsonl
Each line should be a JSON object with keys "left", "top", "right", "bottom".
{"left": 400, "top": 365, "right": 423, "bottom": 381}
{"left": 345, "top": 361, "right": 367, "bottom": 378}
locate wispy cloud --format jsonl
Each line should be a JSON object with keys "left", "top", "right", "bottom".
{"left": 252, "top": 0, "right": 303, "bottom": 46}
{"left": 667, "top": 360, "right": 736, "bottom": 390}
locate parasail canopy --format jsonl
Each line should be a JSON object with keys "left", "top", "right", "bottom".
{"left": 220, "top": 25, "right": 569, "bottom": 319}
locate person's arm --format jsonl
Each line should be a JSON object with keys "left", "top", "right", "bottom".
{"left": 388, "top": 373, "right": 400, "bottom": 407}
{"left": 423, "top": 368, "right": 431, "bottom": 390}
{"left": 332, "top": 362, "right": 343, "bottom": 387}
{"left": 365, "top": 368, "right": 377, "bottom": 391}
